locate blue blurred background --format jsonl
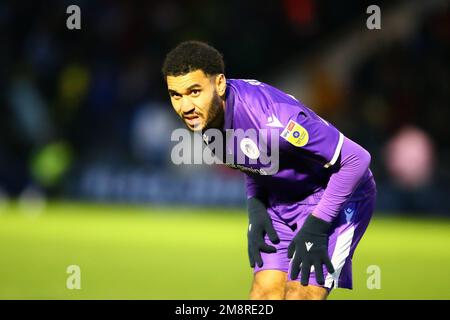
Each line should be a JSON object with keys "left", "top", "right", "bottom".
{"left": 0, "top": 0, "right": 449, "bottom": 214}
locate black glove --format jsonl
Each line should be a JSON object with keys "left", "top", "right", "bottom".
{"left": 247, "top": 197, "right": 280, "bottom": 268}
{"left": 288, "top": 214, "right": 335, "bottom": 286}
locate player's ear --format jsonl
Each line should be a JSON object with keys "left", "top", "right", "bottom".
{"left": 215, "top": 74, "right": 226, "bottom": 97}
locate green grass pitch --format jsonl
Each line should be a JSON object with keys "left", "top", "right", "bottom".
{"left": 0, "top": 202, "right": 449, "bottom": 299}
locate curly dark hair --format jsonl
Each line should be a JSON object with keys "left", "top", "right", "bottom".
{"left": 162, "top": 41, "right": 225, "bottom": 78}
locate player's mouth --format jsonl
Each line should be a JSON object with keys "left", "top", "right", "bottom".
{"left": 184, "top": 115, "right": 201, "bottom": 128}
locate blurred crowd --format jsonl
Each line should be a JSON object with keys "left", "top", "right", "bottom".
{"left": 345, "top": 6, "right": 450, "bottom": 213}
{"left": 0, "top": 0, "right": 448, "bottom": 214}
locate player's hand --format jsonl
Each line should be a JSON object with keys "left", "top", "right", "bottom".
{"left": 288, "top": 214, "right": 335, "bottom": 286}
{"left": 247, "top": 197, "right": 280, "bottom": 268}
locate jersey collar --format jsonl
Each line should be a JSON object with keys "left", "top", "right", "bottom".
{"left": 223, "top": 81, "right": 235, "bottom": 131}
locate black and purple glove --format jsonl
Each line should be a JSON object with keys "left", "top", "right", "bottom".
{"left": 288, "top": 214, "right": 335, "bottom": 285}
{"left": 247, "top": 197, "right": 280, "bottom": 268}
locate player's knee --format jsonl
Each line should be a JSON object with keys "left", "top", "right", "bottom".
{"left": 284, "top": 282, "right": 308, "bottom": 300}
{"left": 250, "top": 282, "right": 284, "bottom": 300}
{"left": 249, "top": 270, "right": 286, "bottom": 300}
{"left": 285, "top": 282, "right": 328, "bottom": 300}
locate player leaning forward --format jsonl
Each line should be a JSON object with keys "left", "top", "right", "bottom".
{"left": 162, "top": 41, "right": 376, "bottom": 300}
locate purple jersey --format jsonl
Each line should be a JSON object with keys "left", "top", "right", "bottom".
{"left": 205, "top": 79, "right": 373, "bottom": 223}
{"left": 202, "top": 79, "right": 376, "bottom": 289}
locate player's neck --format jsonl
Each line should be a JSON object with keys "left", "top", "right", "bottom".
{"left": 206, "top": 98, "right": 226, "bottom": 131}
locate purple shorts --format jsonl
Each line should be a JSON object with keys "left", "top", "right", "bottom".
{"left": 253, "top": 192, "right": 376, "bottom": 290}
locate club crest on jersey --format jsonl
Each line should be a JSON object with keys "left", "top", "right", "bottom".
{"left": 240, "top": 138, "right": 260, "bottom": 160}
{"left": 280, "top": 120, "right": 309, "bottom": 147}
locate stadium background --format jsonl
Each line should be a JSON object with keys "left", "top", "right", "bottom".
{"left": 0, "top": 0, "right": 449, "bottom": 299}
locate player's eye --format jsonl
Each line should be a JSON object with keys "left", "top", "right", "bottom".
{"left": 170, "top": 92, "right": 181, "bottom": 99}
{"left": 190, "top": 89, "right": 201, "bottom": 97}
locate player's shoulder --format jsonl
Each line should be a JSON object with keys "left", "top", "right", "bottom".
{"left": 227, "top": 78, "right": 308, "bottom": 130}
{"left": 227, "top": 78, "right": 305, "bottom": 111}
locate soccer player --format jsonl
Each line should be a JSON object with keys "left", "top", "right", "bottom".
{"left": 162, "top": 41, "right": 376, "bottom": 300}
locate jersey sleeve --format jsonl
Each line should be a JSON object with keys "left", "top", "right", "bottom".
{"left": 244, "top": 174, "right": 266, "bottom": 200}
{"left": 278, "top": 104, "right": 344, "bottom": 168}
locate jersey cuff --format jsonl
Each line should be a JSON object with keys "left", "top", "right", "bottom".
{"left": 324, "top": 132, "right": 344, "bottom": 168}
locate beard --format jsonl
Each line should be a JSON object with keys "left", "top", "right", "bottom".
{"left": 195, "top": 89, "right": 224, "bottom": 131}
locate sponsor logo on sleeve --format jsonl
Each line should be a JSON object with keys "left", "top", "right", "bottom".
{"left": 280, "top": 120, "right": 309, "bottom": 147}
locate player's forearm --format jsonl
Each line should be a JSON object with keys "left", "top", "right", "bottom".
{"left": 245, "top": 174, "right": 266, "bottom": 200}
{"left": 313, "top": 137, "right": 371, "bottom": 223}
{"left": 247, "top": 196, "right": 266, "bottom": 213}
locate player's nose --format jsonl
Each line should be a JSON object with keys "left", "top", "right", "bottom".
{"left": 180, "top": 96, "right": 195, "bottom": 114}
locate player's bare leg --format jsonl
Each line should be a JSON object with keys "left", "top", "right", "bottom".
{"left": 284, "top": 281, "right": 329, "bottom": 300}
{"left": 249, "top": 270, "right": 287, "bottom": 300}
